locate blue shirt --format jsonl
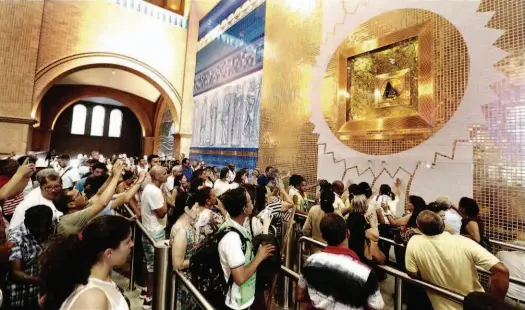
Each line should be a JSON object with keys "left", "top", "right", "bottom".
{"left": 75, "top": 177, "right": 87, "bottom": 192}
{"left": 182, "top": 167, "right": 193, "bottom": 181}
{"left": 258, "top": 174, "right": 269, "bottom": 186}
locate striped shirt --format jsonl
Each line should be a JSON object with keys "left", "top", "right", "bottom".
{"left": 2, "top": 193, "right": 24, "bottom": 216}
{"left": 299, "top": 246, "right": 384, "bottom": 310}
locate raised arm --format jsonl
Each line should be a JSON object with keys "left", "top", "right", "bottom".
{"left": 0, "top": 163, "right": 35, "bottom": 201}
{"left": 111, "top": 171, "right": 147, "bottom": 209}
{"left": 87, "top": 161, "right": 124, "bottom": 218}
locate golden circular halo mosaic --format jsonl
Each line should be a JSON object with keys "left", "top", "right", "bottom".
{"left": 321, "top": 9, "right": 470, "bottom": 155}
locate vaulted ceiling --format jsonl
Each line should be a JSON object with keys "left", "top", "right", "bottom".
{"left": 56, "top": 68, "right": 160, "bottom": 102}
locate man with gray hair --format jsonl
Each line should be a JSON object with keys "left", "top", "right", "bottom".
{"left": 8, "top": 168, "right": 64, "bottom": 232}
{"left": 435, "top": 196, "right": 462, "bottom": 235}
{"left": 405, "top": 210, "right": 509, "bottom": 310}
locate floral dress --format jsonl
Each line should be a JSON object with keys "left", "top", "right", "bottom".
{"left": 170, "top": 224, "right": 198, "bottom": 310}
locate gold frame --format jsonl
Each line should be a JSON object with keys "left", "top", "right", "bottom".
{"left": 337, "top": 21, "right": 434, "bottom": 137}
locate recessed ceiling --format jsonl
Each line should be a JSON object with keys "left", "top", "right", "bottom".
{"left": 57, "top": 68, "right": 160, "bottom": 102}
{"left": 83, "top": 97, "right": 125, "bottom": 107}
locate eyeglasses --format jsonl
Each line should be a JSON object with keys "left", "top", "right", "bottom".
{"left": 71, "top": 190, "right": 82, "bottom": 201}
{"left": 43, "top": 186, "right": 62, "bottom": 192}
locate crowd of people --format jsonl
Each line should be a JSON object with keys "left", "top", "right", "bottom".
{"left": 0, "top": 150, "right": 523, "bottom": 310}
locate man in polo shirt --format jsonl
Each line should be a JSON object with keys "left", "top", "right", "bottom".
{"left": 297, "top": 213, "right": 384, "bottom": 310}
{"left": 406, "top": 210, "right": 509, "bottom": 310}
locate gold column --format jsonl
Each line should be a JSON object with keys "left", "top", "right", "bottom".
{"left": 258, "top": 0, "right": 322, "bottom": 183}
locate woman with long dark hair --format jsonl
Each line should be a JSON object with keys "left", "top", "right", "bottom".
{"left": 303, "top": 189, "right": 338, "bottom": 253}
{"left": 231, "top": 169, "right": 249, "bottom": 189}
{"left": 39, "top": 215, "right": 133, "bottom": 310}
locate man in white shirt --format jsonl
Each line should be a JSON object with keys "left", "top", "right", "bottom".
{"left": 140, "top": 165, "right": 168, "bottom": 309}
{"left": 218, "top": 187, "right": 274, "bottom": 310}
{"left": 136, "top": 158, "right": 149, "bottom": 174}
{"left": 9, "top": 169, "right": 64, "bottom": 232}
{"left": 227, "top": 164, "right": 235, "bottom": 183}
{"left": 57, "top": 154, "right": 80, "bottom": 189}
{"left": 496, "top": 242, "right": 525, "bottom": 307}
{"left": 331, "top": 180, "right": 347, "bottom": 214}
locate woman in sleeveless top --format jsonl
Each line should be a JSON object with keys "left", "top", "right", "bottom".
{"left": 39, "top": 216, "right": 133, "bottom": 310}
{"left": 458, "top": 197, "right": 485, "bottom": 243}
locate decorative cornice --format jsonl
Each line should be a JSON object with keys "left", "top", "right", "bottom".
{"left": 106, "top": 0, "right": 187, "bottom": 29}
{"left": 197, "top": 0, "right": 265, "bottom": 51}
{"left": 0, "top": 116, "right": 38, "bottom": 125}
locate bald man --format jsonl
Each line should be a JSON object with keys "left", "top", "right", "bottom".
{"left": 140, "top": 165, "right": 168, "bottom": 306}
{"left": 331, "top": 180, "right": 346, "bottom": 214}
{"left": 406, "top": 210, "right": 509, "bottom": 310}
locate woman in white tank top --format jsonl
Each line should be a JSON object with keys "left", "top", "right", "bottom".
{"left": 39, "top": 215, "right": 133, "bottom": 310}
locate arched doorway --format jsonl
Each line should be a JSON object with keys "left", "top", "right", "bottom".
{"left": 50, "top": 98, "right": 143, "bottom": 158}
{"left": 32, "top": 52, "right": 182, "bottom": 157}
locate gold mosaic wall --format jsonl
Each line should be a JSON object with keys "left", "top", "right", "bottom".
{"left": 260, "top": 1, "right": 524, "bottom": 240}
{"left": 322, "top": 9, "right": 469, "bottom": 155}
{"left": 257, "top": 0, "right": 321, "bottom": 184}
{"left": 474, "top": 0, "right": 525, "bottom": 241}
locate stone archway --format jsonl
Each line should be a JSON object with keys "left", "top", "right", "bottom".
{"left": 33, "top": 52, "right": 181, "bottom": 131}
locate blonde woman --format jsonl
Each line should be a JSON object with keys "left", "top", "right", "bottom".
{"left": 346, "top": 195, "right": 385, "bottom": 264}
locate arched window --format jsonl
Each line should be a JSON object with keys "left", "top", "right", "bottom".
{"left": 108, "top": 109, "right": 123, "bottom": 138}
{"left": 90, "top": 105, "right": 106, "bottom": 136}
{"left": 71, "top": 104, "right": 87, "bottom": 135}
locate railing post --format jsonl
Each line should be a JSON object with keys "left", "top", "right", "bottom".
{"left": 153, "top": 241, "right": 171, "bottom": 310}
{"left": 128, "top": 222, "right": 137, "bottom": 291}
{"left": 394, "top": 277, "right": 403, "bottom": 310}
{"left": 283, "top": 233, "right": 293, "bottom": 310}
{"left": 170, "top": 272, "right": 177, "bottom": 310}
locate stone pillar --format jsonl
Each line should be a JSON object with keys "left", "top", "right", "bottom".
{"left": 172, "top": 132, "right": 191, "bottom": 160}
{"left": 0, "top": 118, "right": 35, "bottom": 155}
{"left": 142, "top": 136, "right": 155, "bottom": 156}
{"left": 31, "top": 128, "right": 53, "bottom": 151}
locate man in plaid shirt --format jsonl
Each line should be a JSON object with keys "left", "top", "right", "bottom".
{"left": 5, "top": 205, "right": 53, "bottom": 309}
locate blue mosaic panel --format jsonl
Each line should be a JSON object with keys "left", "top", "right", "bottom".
{"left": 192, "top": 71, "right": 262, "bottom": 148}
{"left": 194, "top": 37, "right": 263, "bottom": 96}
{"left": 192, "top": 1, "right": 265, "bottom": 171}
{"left": 198, "top": 0, "right": 251, "bottom": 40}
{"left": 195, "top": 3, "right": 266, "bottom": 75}
{"left": 189, "top": 148, "right": 258, "bottom": 170}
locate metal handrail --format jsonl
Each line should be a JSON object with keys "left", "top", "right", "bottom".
{"left": 122, "top": 204, "right": 171, "bottom": 310}
{"left": 122, "top": 204, "right": 158, "bottom": 245}
{"left": 172, "top": 269, "right": 215, "bottom": 310}
{"left": 297, "top": 236, "right": 465, "bottom": 310}
{"left": 281, "top": 265, "right": 300, "bottom": 281}
{"left": 294, "top": 212, "right": 525, "bottom": 253}
{"left": 378, "top": 235, "right": 525, "bottom": 287}
{"left": 490, "top": 239, "right": 525, "bottom": 252}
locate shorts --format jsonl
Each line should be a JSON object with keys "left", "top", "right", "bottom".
{"left": 142, "top": 229, "right": 166, "bottom": 273}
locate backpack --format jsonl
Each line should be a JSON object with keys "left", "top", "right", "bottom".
{"left": 248, "top": 218, "right": 281, "bottom": 292}
{"left": 189, "top": 226, "right": 250, "bottom": 309}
